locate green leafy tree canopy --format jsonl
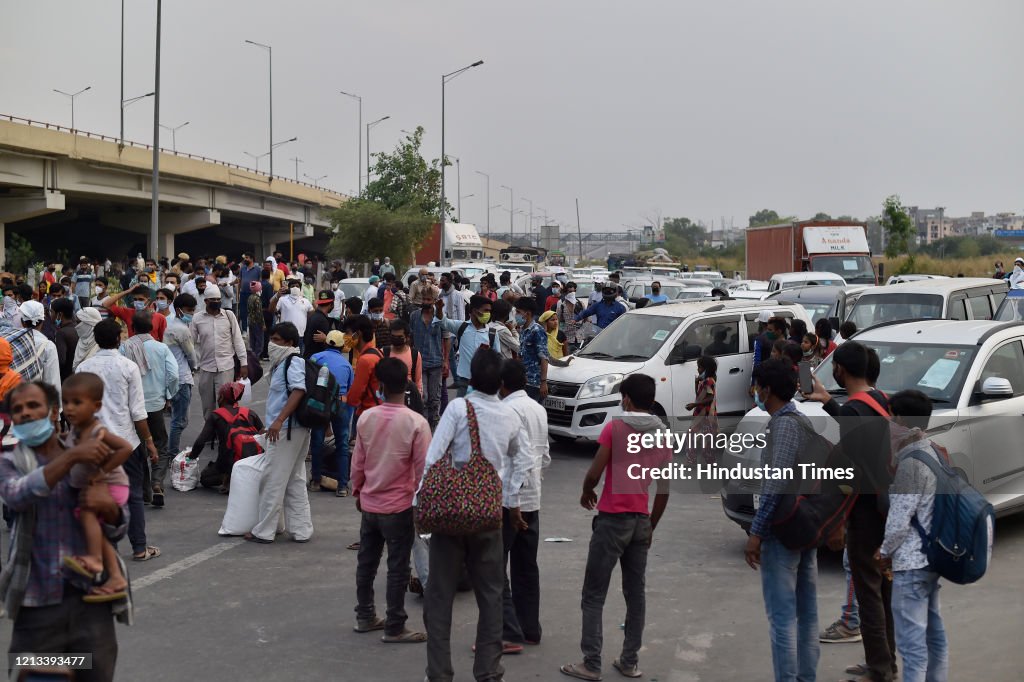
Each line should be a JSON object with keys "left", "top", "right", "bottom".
{"left": 881, "top": 194, "right": 915, "bottom": 259}
{"left": 363, "top": 126, "right": 453, "bottom": 218}
{"left": 749, "top": 209, "right": 781, "bottom": 227}
{"left": 327, "top": 201, "right": 432, "bottom": 273}
{"left": 811, "top": 212, "right": 832, "bottom": 221}
{"left": 5, "top": 233, "right": 36, "bottom": 275}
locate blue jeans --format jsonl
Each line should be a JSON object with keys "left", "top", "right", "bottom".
{"left": 760, "top": 537, "right": 819, "bottom": 682}
{"left": 841, "top": 547, "right": 860, "bottom": 630}
{"left": 166, "top": 383, "right": 192, "bottom": 458}
{"left": 892, "top": 569, "right": 948, "bottom": 682}
{"left": 309, "top": 404, "right": 353, "bottom": 486}
{"left": 239, "top": 292, "right": 249, "bottom": 332}
{"left": 122, "top": 445, "right": 149, "bottom": 555}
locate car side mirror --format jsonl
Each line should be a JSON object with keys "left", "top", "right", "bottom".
{"left": 828, "top": 316, "right": 840, "bottom": 332}
{"left": 981, "top": 376, "right": 1014, "bottom": 400}
{"left": 632, "top": 298, "right": 648, "bottom": 309}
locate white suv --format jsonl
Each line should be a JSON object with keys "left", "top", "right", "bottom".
{"left": 545, "top": 300, "right": 812, "bottom": 440}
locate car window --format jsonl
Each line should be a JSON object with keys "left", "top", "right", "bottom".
{"left": 980, "top": 341, "right": 1024, "bottom": 396}
{"left": 948, "top": 297, "right": 967, "bottom": 321}
{"left": 968, "top": 294, "right": 992, "bottom": 321}
{"left": 675, "top": 318, "right": 741, "bottom": 357}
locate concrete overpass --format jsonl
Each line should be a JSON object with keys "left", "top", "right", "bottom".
{"left": 0, "top": 115, "right": 347, "bottom": 265}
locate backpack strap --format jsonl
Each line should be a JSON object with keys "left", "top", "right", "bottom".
{"left": 362, "top": 348, "right": 384, "bottom": 406}
{"left": 457, "top": 321, "right": 470, "bottom": 346}
{"left": 410, "top": 347, "right": 419, "bottom": 376}
{"left": 848, "top": 391, "right": 890, "bottom": 418}
{"left": 903, "top": 449, "right": 948, "bottom": 546}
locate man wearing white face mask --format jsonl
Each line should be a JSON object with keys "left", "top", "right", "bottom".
{"left": 557, "top": 282, "right": 584, "bottom": 353}
{"left": 270, "top": 278, "right": 314, "bottom": 340}
{"left": 191, "top": 288, "right": 248, "bottom": 421}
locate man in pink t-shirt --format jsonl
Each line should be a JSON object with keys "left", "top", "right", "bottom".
{"left": 350, "top": 357, "right": 431, "bottom": 643}
{"left": 560, "top": 374, "right": 671, "bottom": 682}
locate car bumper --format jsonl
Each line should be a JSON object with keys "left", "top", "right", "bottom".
{"left": 545, "top": 397, "right": 623, "bottom": 440}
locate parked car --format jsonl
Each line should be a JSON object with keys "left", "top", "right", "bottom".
{"left": 884, "top": 274, "right": 950, "bottom": 286}
{"left": 721, "top": 318, "right": 1024, "bottom": 531}
{"left": 994, "top": 288, "right": 1024, "bottom": 321}
{"left": 765, "top": 285, "right": 868, "bottom": 328}
{"left": 844, "top": 278, "right": 1007, "bottom": 331}
{"left": 544, "top": 300, "right": 812, "bottom": 441}
{"left": 767, "top": 271, "right": 846, "bottom": 292}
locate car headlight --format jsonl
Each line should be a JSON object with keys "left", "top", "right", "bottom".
{"left": 578, "top": 373, "right": 624, "bottom": 399}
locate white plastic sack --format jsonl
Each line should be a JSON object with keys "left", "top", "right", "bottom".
{"left": 170, "top": 449, "right": 198, "bottom": 492}
{"left": 218, "top": 452, "right": 270, "bottom": 536}
{"left": 238, "top": 378, "right": 253, "bottom": 407}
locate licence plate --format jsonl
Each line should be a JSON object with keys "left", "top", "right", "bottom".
{"left": 544, "top": 397, "right": 565, "bottom": 410}
{"left": 752, "top": 494, "right": 761, "bottom": 511}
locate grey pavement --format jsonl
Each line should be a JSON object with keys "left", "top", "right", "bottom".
{"left": 3, "top": 374, "right": 1023, "bottom": 681}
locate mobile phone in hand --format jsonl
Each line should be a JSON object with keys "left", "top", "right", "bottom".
{"left": 798, "top": 361, "right": 814, "bottom": 395}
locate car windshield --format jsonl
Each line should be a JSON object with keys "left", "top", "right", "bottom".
{"left": 994, "top": 291, "right": 1024, "bottom": 321}
{"left": 634, "top": 283, "right": 685, "bottom": 298}
{"left": 780, "top": 278, "right": 844, "bottom": 289}
{"left": 799, "top": 302, "right": 834, "bottom": 322}
{"left": 812, "top": 255, "right": 876, "bottom": 284}
{"left": 577, "top": 314, "right": 683, "bottom": 361}
{"left": 336, "top": 281, "right": 367, "bottom": 300}
{"left": 846, "top": 293, "right": 944, "bottom": 329}
{"left": 816, "top": 342, "right": 976, "bottom": 404}
{"left": 675, "top": 289, "right": 710, "bottom": 300}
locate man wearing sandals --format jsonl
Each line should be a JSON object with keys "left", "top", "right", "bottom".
{"left": 0, "top": 381, "right": 131, "bottom": 682}
{"left": 350, "top": 357, "right": 431, "bottom": 644}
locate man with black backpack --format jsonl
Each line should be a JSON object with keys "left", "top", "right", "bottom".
{"left": 381, "top": 319, "right": 424, "bottom": 418}
{"left": 436, "top": 294, "right": 501, "bottom": 398}
{"left": 308, "top": 331, "right": 355, "bottom": 496}
{"left": 805, "top": 342, "right": 896, "bottom": 682}
{"left": 745, "top": 359, "right": 820, "bottom": 682}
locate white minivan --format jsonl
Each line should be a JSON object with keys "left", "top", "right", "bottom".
{"left": 767, "top": 271, "right": 847, "bottom": 292}
{"left": 845, "top": 278, "right": 1008, "bottom": 331}
{"left": 545, "top": 300, "right": 812, "bottom": 440}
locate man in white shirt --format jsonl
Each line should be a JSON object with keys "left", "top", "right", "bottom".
{"left": 77, "top": 318, "right": 161, "bottom": 562}
{"left": 362, "top": 276, "right": 382, "bottom": 312}
{"left": 420, "top": 349, "right": 531, "bottom": 682}
{"left": 17, "top": 301, "right": 62, "bottom": 406}
{"left": 499, "top": 359, "right": 551, "bottom": 648}
{"left": 270, "top": 277, "right": 314, "bottom": 338}
{"left": 190, "top": 288, "right": 247, "bottom": 421}
{"left": 163, "top": 293, "right": 198, "bottom": 472}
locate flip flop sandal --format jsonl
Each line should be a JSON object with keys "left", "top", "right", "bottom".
{"left": 346, "top": 541, "right": 360, "bottom": 551}
{"left": 353, "top": 617, "right": 386, "bottom": 633}
{"left": 132, "top": 546, "right": 161, "bottom": 561}
{"left": 612, "top": 659, "right": 643, "bottom": 679}
{"left": 244, "top": 533, "right": 274, "bottom": 544}
{"left": 83, "top": 590, "right": 128, "bottom": 603}
{"left": 62, "top": 556, "right": 105, "bottom": 584}
{"left": 844, "top": 664, "right": 869, "bottom": 676}
{"left": 560, "top": 662, "right": 602, "bottom": 681}
{"left": 381, "top": 630, "right": 427, "bottom": 643}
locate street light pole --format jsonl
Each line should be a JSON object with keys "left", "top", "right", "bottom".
{"left": 244, "top": 40, "right": 273, "bottom": 177}
{"left": 120, "top": 0, "right": 124, "bottom": 148}
{"left": 339, "top": 91, "right": 362, "bottom": 194}
{"left": 366, "top": 115, "right": 390, "bottom": 185}
{"left": 53, "top": 86, "right": 91, "bottom": 131}
{"left": 290, "top": 156, "right": 302, "bottom": 182}
{"left": 500, "top": 185, "right": 513, "bottom": 238}
{"left": 475, "top": 170, "right": 490, "bottom": 241}
{"left": 451, "top": 157, "right": 462, "bottom": 221}
{"left": 303, "top": 173, "right": 328, "bottom": 187}
{"left": 158, "top": 120, "right": 188, "bottom": 152}
{"left": 521, "top": 197, "right": 533, "bottom": 243}
{"left": 440, "top": 59, "right": 484, "bottom": 263}
{"left": 150, "top": 0, "right": 161, "bottom": 260}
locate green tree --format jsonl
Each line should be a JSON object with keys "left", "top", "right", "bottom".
{"left": 955, "top": 238, "right": 980, "bottom": 259}
{"left": 663, "top": 217, "right": 705, "bottom": 247}
{"left": 881, "top": 194, "right": 917, "bottom": 273}
{"left": 363, "top": 126, "right": 452, "bottom": 218}
{"left": 327, "top": 200, "right": 432, "bottom": 273}
{"left": 811, "top": 212, "right": 832, "bottom": 221}
{"left": 5, "top": 233, "right": 35, "bottom": 274}
{"left": 749, "top": 209, "right": 781, "bottom": 227}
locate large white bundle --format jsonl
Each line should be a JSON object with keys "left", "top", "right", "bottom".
{"left": 218, "top": 453, "right": 269, "bottom": 536}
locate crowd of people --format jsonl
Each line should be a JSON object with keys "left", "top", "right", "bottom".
{"left": 0, "top": 252, "right": 963, "bottom": 682}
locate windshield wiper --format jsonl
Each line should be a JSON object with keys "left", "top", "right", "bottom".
{"left": 579, "top": 351, "right": 613, "bottom": 359}
{"left": 609, "top": 354, "right": 649, "bottom": 361}
{"left": 828, "top": 388, "right": 848, "bottom": 395}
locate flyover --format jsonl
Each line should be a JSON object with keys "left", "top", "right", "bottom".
{"left": 0, "top": 115, "right": 347, "bottom": 265}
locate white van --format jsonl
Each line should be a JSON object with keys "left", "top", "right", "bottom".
{"left": 545, "top": 300, "right": 812, "bottom": 440}
{"left": 845, "top": 277, "right": 1008, "bottom": 331}
{"left": 767, "top": 271, "right": 846, "bottom": 292}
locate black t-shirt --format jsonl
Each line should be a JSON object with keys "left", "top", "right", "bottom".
{"left": 302, "top": 310, "right": 337, "bottom": 358}
{"left": 823, "top": 389, "right": 892, "bottom": 505}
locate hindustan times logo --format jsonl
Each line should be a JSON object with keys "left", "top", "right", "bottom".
{"left": 625, "top": 429, "right": 767, "bottom": 456}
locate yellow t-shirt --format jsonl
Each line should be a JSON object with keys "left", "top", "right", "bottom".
{"left": 269, "top": 269, "right": 285, "bottom": 293}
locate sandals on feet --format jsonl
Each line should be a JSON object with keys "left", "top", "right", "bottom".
{"left": 353, "top": 616, "right": 386, "bottom": 633}
{"left": 560, "top": 662, "right": 602, "bottom": 681}
{"left": 132, "top": 546, "right": 161, "bottom": 562}
{"left": 612, "top": 658, "right": 642, "bottom": 678}
{"left": 381, "top": 629, "right": 427, "bottom": 643}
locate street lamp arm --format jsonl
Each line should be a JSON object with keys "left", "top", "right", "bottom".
{"left": 443, "top": 59, "right": 484, "bottom": 83}
{"left": 244, "top": 39, "right": 271, "bottom": 50}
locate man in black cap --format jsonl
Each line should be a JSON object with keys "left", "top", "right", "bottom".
{"left": 303, "top": 290, "right": 338, "bottom": 358}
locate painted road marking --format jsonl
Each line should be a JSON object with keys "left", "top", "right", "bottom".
{"left": 132, "top": 540, "right": 241, "bottom": 590}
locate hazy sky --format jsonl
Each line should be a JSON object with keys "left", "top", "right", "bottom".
{"left": 3, "top": 1, "right": 1022, "bottom": 233}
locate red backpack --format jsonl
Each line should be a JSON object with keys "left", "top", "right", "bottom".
{"left": 213, "top": 407, "right": 264, "bottom": 462}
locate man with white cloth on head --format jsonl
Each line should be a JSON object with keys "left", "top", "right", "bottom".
{"left": 246, "top": 321, "right": 313, "bottom": 544}
{"left": 72, "top": 306, "right": 102, "bottom": 371}
{"left": 1010, "top": 257, "right": 1024, "bottom": 289}
{"left": 17, "top": 301, "right": 61, "bottom": 405}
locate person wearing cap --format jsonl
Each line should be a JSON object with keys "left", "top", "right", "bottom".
{"left": 574, "top": 284, "right": 627, "bottom": 337}
{"left": 362, "top": 275, "right": 382, "bottom": 312}
{"left": 539, "top": 309, "right": 569, "bottom": 360}
{"left": 18, "top": 300, "right": 62, "bottom": 405}
{"left": 303, "top": 291, "right": 338, "bottom": 358}
{"left": 379, "top": 256, "right": 396, "bottom": 278}
{"left": 190, "top": 288, "right": 248, "bottom": 422}
{"left": 1010, "top": 258, "right": 1024, "bottom": 289}
{"left": 271, "top": 278, "right": 314, "bottom": 340}
{"left": 308, "top": 330, "right": 355, "bottom": 495}
{"left": 100, "top": 283, "right": 168, "bottom": 341}
{"left": 72, "top": 306, "right": 103, "bottom": 371}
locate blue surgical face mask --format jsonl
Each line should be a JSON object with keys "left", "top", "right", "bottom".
{"left": 133, "top": 300, "right": 147, "bottom": 310}
{"left": 12, "top": 417, "right": 54, "bottom": 447}
{"left": 754, "top": 389, "right": 767, "bottom": 412}
{"left": 179, "top": 313, "right": 193, "bottom": 324}
{"left": 156, "top": 300, "right": 169, "bottom": 311}
{"left": 515, "top": 314, "right": 527, "bottom": 326}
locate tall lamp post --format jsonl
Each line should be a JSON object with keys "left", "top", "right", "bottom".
{"left": 53, "top": 86, "right": 91, "bottom": 131}
{"left": 440, "top": 59, "right": 484, "bottom": 263}
{"left": 500, "top": 185, "right": 514, "bottom": 238}
{"left": 158, "top": 120, "right": 188, "bottom": 152}
{"left": 304, "top": 173, "right": 328, "bottom": 187}
{"left": 339, "top": 90, "right": 362, "bottom": 194}
{"left": 119, "top": 91, "right": 154, "bottom": 146}
{"left": 475, "top": 170, "right": 490, "bottom": 242}
{"left": 366, "top": 115, "right": 390, "bottom": 184}
{"left": 521, "top": 197, "right": 533, "bottom": 242}
{"left": 150, "top": 0, "right": 161, "bottom": 259}
{"left": 244, "top": 39, "right": 273, "bottom": 176}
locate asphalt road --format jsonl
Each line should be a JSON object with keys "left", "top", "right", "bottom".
{"left": 2, "top": 375, "right": 1022, "bottom": 681}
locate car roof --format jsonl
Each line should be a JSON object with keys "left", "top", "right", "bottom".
{"left": 771, "top": 271, "right": 844, "bottom": 281}
{"left": 858, "top": 277, "right": 1004, "bottom": 295}
{"left": 770, "top": 285, "right": 847, "bottom": 302}
{"left": 629, "top": 299, "right": 803, "bottom": 318}
{"left": 850, "top": 319, "right": 1022, "bottom": 345}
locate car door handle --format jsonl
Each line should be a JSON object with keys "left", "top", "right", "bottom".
{"left": 729, "top": 367, "right": 742, "bottom": 374}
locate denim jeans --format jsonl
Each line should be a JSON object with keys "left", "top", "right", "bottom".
{"left": 759, "top": 537, "right": 819, "bottom": 682}
{"left": 249, "top": 325, "right": 264, "bottom": 360}
{"left": 502, "top": 508, "right": 541, "bottom": 644}
{"left": 841, "top": 547, "right": 860, "bottom": 630}
{"left": 422, "top": 365, "right": 442, "bottom": 428}
{"left": 147, "top": 410, "right": 170, "bottom": 489}
{"left": 166, "top": 383, "right": 192, "bottom": 460}
{"left": 309, "top": 404, "right": 353, "bottom": 486}
{"left": 239, "top": 292, "right": 249, "bottom": 332}
{"left": 892, "top": 569, "right": 948, "bottom": 682}
{"left": 355, "top": 507, "right": 415, "bottom": 636}
{"left": 848, "top": 499, "right": 896, "bottom": 680}
{"left": 580, "top": 512, "right": 651, "bottom": 674}
{"left": 122, "top": 445, "right": 149, "bottom": 555}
